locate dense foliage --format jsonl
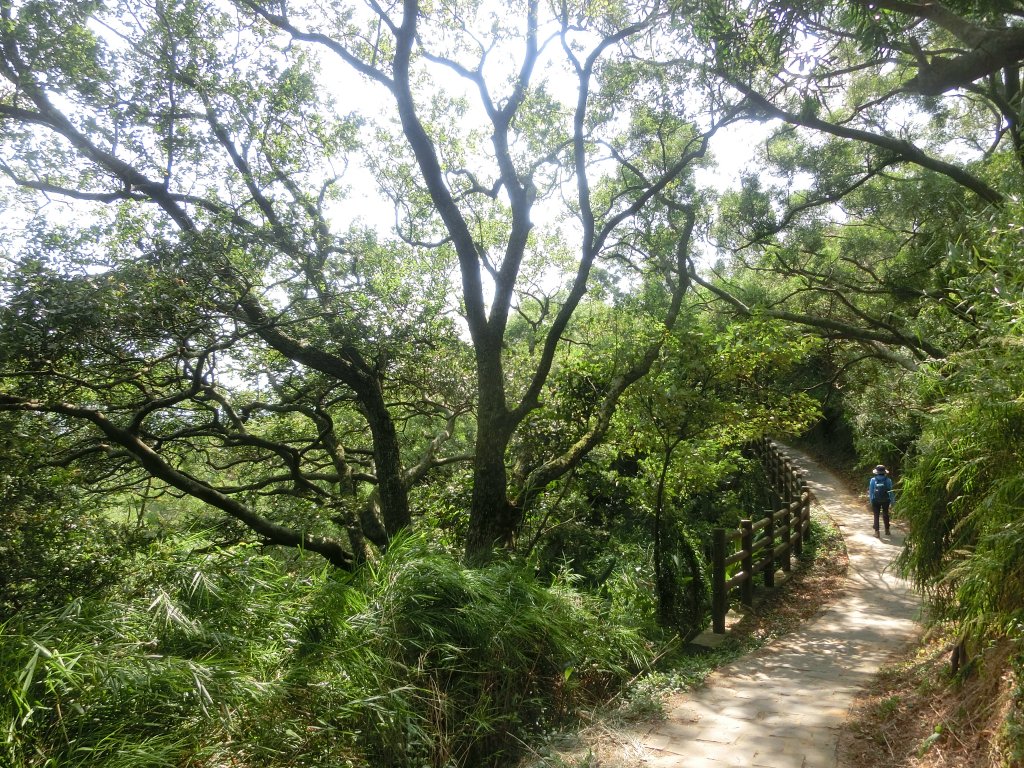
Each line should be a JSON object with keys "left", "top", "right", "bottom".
{"left": 4, "top": 0, "right": 1024, "bottom": 764}
{"left": 1, "top": 533, "right": 648, "bottom": 768}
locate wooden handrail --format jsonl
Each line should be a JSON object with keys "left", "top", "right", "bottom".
{"left": 709, "top": 439, "right": 815, "bottom": 634}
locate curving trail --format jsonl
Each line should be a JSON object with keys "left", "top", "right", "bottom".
{"left": 636, "top": 448, "right": 922, "bottom": 768}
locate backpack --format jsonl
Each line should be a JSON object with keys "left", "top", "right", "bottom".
{"left": 870, "top": 475, "right": 892, "bottom": 503}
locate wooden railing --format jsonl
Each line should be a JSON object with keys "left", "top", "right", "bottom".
{"left": 710, "top": 438, "right": 814, "bottom": 634}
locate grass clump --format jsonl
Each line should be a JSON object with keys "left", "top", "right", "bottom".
{"left": 294, "top": 534, "right": 650, "bottom": 766}
{"left": 2, "top": 532, "right": 649, "bottom": 768}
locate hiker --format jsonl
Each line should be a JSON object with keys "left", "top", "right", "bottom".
{"left": 868, "top": 464, "right": 893, "bottom": 536}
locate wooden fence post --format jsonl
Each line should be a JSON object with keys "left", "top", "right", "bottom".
{"left": 764, "top": 509, "right": 775, "bottom": 587}
{"left": 781, "top": 503, "right": 792, "bottom": 573}
{"left": 793, "top": 502, "right": 804, "bottom": 556}
{"left": 740, "top": 519, "right": 754, "bottom": 606}
{"left": 712, "top": 527, "right": 727, "bottom": 634}
{"left": 800, "top": 479, "right": 811, "bottom": 540}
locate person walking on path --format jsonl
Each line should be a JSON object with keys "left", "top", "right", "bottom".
{"left": 869, "top": 464, "right": 894, "bottom": 537}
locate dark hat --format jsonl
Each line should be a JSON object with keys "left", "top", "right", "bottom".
{"left": 874, "top": 465, "right": 887, "bottom": 474}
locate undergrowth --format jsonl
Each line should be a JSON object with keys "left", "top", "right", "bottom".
{"left": 1, "top": 533, "right": 649, "bottom": 768}
{"left": 2, "top": 508, "right": 849, "bottom": 768}
{"left": 839, "top": 627, "right": 1024, "bottom": 768}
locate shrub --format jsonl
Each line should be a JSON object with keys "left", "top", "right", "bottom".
{"left": 295, "top": 534, "right": 650, "bottom": 766}
{"left": 2, "top": 533, "right": 650, "bottom": 768}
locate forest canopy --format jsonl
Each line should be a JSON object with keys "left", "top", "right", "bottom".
{"left": 3, "top": 0, "right": 1019, "bottom": 567}
{"left": 2, "top": 0, "right": 1024, "bottom": 764}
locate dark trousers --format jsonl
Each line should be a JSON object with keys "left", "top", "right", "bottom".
{"left": 871, "top": 501, "right": 891, "bottom": 532}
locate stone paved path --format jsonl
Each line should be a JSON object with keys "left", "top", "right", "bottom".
{"left": 636, "top": 448, "right": 922, "bottom": 768}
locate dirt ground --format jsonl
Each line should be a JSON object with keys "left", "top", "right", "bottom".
{"left": 837, "top": 633, "right": 1022, "bottom": 768}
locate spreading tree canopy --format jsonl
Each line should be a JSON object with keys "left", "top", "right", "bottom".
{"left": 3, "top": 0, "right": 1022, "bottom": 568}
{"left": 0, "top": 0, "right": 742, "bottom": 565}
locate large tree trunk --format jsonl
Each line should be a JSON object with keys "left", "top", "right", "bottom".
{"left": 464, "top": 348, "right": 518, "bottom": 565}
{"left": 360, "top": 377, "right": 411, "bottom": 538}
{"left": 464, "top": 431, "right": 519, "bottom": 566}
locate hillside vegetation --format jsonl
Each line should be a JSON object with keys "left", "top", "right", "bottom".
{"left": 2, "top": 0, "right": 1023, "bottom": 765}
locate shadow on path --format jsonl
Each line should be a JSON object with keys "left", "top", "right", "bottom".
{"left": 635, "top": 447, "right": 922, "bottom": 768}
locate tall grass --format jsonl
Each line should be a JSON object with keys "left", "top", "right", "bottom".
{"left": 2, "top": 533, "right": 649, "bottom": 767}
{"left": 896, "top": 393, "right": 1024, "bottom": 640}
{"left": 1, "top": 535, "right": 320, "bottom": 767}
{"left": 280, "top": 534, "right": 649, "bottom": 766}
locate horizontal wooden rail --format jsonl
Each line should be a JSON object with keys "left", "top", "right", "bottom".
{"left": 724, "top": 550, "right": 746, "bottom": 568}
{"left": 710, "top": 438, "right": 814, "bottom": 634}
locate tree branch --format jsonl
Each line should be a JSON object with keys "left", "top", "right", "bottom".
{"left": 729, "top": 80, "right": 1003, "bottom": 204}
{"left": 514, "top": 208, "right": 697, "bottom": 510}
{"left": 0, "top": 395, "right": 355, "bottom": 568}
{"left": 686, "top": 269, "right": 936, "bottom": 369}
